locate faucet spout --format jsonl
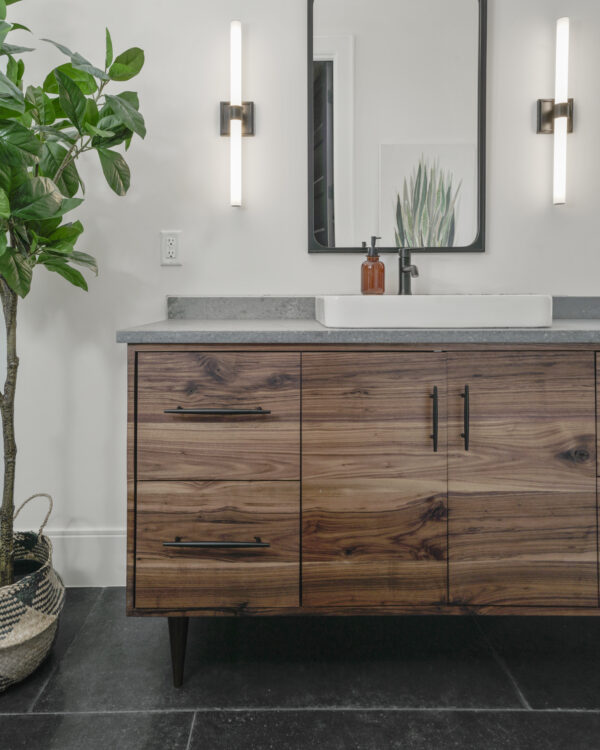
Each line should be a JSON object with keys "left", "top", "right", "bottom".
{"left": 398, "top": 248, "right": 419, "bottom": 295}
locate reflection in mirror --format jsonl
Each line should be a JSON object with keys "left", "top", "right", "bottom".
{"left": 309, "top": 0, "right": 486, "bottom": 253}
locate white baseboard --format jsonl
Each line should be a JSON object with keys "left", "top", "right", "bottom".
{"left": 43, "top": 528, "right": 126, "bottom": 587}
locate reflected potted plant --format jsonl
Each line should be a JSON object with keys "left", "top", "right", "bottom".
{"left": 0, "top": 0, "right": 145, "bottom": 690}
{"left": 395, "top": 156, "right": 461, "bottom": 248}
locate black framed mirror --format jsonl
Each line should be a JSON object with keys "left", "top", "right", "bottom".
{"left": 308, "top": 0, "right": 487, "bottom": 253}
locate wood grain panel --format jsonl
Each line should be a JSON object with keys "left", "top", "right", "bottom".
{"left": 448, "top": 352, "right": 598, "bottom": 607}
{"left": 136, "top": 352, "right": 300, "bottom": 480}
{"left": 135, "top": 481, "right": 299, "bottom": 609}
{"left": 302, "top": 353, "right": 448, "bottom": 606}
{"left": 127, "top": 346, "right": 136, "bottom": 612}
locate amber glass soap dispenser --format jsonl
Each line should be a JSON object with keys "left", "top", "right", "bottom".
{"left": 361, "top": 236, "right": 385, "bottom": 294}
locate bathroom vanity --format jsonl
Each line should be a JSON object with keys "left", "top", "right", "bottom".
{"left": 118, "top": 297, "right": 600, "bottom": 686}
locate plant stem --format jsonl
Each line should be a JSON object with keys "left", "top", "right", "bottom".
{"left": 53, "top": 80, "right": 108, "bottom": 186}
{"left": 0, "top": 277, "right": 18, "bottom": 587}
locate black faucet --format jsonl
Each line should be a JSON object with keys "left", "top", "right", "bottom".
{"left": 398, "top": 248, "right": 419, "bottom": 295}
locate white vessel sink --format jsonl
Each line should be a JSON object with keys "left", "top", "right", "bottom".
{"left": 316, "top": 295, "right": 553, "bottom": 328}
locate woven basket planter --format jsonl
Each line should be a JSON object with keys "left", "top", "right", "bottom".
{"left": 0, "top": 495, "right": 65, "bottom": 692}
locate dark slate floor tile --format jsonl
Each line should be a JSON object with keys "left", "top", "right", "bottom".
{"left": 189, "top": 710, "right": 600, "bottom": 750}
{"left": 0, "top": 588, "right": 102, "bottom": 713}
{"left": 37, "top": 588, "right": 519, "bottom": 712}
{"left": 478, "top": 617, "right": 600, "bottom": 710}
{"left": 0, "top": 711, "right": 193, "bottom": 750}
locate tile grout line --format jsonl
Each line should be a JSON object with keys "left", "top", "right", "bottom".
{"left": 3, "top": 707, "right": 600, "bottom": 716}
{"left": 27, "top": 587, "right": 107, "bottom": 714}
{"left": 185, "top": 712, "right": 197, "bottom": 750}
{"left": 471, "top": 616, "right": 532, "bottom": 710}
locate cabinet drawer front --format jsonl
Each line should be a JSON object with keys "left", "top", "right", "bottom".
{"left": 135, "top": 481, "right": 300, "bottom": 609}
{"left": 136, "top": 352, "right": 300, "bottom": 480}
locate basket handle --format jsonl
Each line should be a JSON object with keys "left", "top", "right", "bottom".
{"left": 13, "top": 493, "right": 54, "bottom": 537}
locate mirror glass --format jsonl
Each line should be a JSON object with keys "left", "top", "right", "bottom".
{"left": 309, "top": 0, "right": 484, "bottom": 252}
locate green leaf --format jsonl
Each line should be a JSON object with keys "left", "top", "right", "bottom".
{"left": 0, "top": 187, "right": 9, "bottom": 218}
{"left": 1, "top": 42, "right": 33, "bottom": 54}
{"left": 25, "top": 85, "right": 54, "bottom": 125}
{"left": 69, "top": 250, "right": 97, "bottom": 274}
{"left": 55, "top": 196, "right": 83, "bottom": 216}
{"left": 0, "top": 230, "right": 6, "bottom": 257}
{"left": 90, "top": 115, "right": 130, "bottom": 147}
{"left": 116, "top": 90, "right": 139, "bottom": 110}
{"left": 0, "top": 119, "right": 41, "bottom": 166}
{"left": 0, "top": 1, "right": 6, "bottom": 21}
{"left": 11, "top": 176, "right": 63, "bottom": 219}
{"left": 97, "top": 148, "right": 130, "bottom": 195}
{"left": 5, "top": 55, "right": 17, "bottom": 83}
{"left": 43, "top": 239, "right": 73, "bottom": 255}
{"left": 0, "top": 21, "right": 10, "bottom": 46}
{"left": 104, "top": 94, "right": 145, "bottom": 138}
{"left": 39, "top": 141, "right": 80, "bottom": 198}
{"left": 0, "top": 68, "right": 24, "bottom": 111}
{"left": 108, "top": 47, "right": 144, "bottom": 81}
{"left": 48, "top": 219, "right": 83, "bottom": 244}
{"left": 85, "top": 97, "right": 98, "bottom": 126}
{"left": 35, "top": 124, "right": 77, "bottom": 146}
{"left": 105, "top": 28, "right": 113, "bottom": 69}
{"left": 32, "top": 216, "right": 61, "bottom": 237}
{"left": 10, "top": 22, "right": 31, "bottom": 32}
{"left": 0, "top": 248, "right": 33, "bottom": 296}
{"left": 83, "top": 121, "right": 114, "bottom": 138}
{"left": 0, "top": 162, "right": 10, "bottom": 192}
{"left": 70, "top": 52, "right": 108, "bottom": 81}
{"left": 54, "top": 68, "right": 86, "bottom": 132}
{"left": 43, "top": 63, "right": 96, "bottom": 95}
{"left": 42, "top": 38, "right": 108, "bottom": 80}
{"left": 41, "top": 257, "right": 88, "bottom": 290}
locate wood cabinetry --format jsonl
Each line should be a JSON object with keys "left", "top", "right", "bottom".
{"left": 136, "top": 352, "right": 300, "bottom": 480}
{"left": 448, "top": 352, "right": 598, "bottom": 607}
{"left": 302, "top": 353, "right": 447, "bottom": 607}
{"left": 126, "top": 344, "right": 600, "bottom": 684}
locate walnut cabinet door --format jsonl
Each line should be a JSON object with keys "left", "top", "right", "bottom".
{"left": 448, "top": 352, "right": 598, "bottom": 608}
{"left": 302, "top": 353, "right": 448, "bottom": 607}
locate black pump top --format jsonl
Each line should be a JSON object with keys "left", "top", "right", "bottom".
{"left": 368, "top": 236, "right": 381, "bottom": 257}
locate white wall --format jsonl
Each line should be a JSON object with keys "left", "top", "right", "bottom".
{"left": 7, "top": 0, "right": 600, "bottom": 584}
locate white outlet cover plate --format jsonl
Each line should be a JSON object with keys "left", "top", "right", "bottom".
{"left": 160, "top": 230, "right": 182, "bottom": 266}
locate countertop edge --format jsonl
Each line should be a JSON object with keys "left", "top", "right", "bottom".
{"left": 116, "top": 327, "right": 600, "bottom": 345}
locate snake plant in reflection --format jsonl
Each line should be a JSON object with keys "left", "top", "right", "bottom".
{"left": 0, "top": 1, "right": 145, "bottom": 586}
{"left": 395, "top": 156, "right": 461, "bottom": 248}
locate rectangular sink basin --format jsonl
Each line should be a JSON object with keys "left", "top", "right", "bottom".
{"left": 316, "top": 295, "right": 553, "bottom": 328}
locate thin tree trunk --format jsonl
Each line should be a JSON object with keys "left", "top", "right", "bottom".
{"left": 0, "top": 279, "right": 18, "bottom": 586}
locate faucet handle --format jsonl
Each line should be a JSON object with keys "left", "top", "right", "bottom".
{"left": 410, "top": 265, "right": 419, "bottom": 278}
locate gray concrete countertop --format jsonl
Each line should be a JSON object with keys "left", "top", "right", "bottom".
{"left": 116, "top": 318, "right": 600, "bottom": 345}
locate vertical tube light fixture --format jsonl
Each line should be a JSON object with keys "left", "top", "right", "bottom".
{"left": 537, "top": 17, "right": 573, "bottom": 205}
{"left": 220, "top": 21, "right": 255, "bottom": 207}
{"left": 229, "top": 21, "right": 242, "bottom": 206}
{"left": 553, "top": 17, "right": 569, "bottom": 205}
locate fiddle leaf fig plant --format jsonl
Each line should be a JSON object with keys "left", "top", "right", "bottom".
{"left": 0, "top": 2, "right": 146, "bottom": 586}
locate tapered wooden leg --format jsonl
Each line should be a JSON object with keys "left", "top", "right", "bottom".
{"left": 168, "top": 616, "right": 189, "bottom": 688}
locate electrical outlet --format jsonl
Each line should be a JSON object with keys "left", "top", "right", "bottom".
{"left": 160, "top": 230, "right": 182, "bottom": 266}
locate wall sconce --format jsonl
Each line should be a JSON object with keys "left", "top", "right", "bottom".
{"left": 537, "top": 17, "right": 573, "bottom": 205}
{"left": 220, "top": 21, "right": 255, "bottom": 207}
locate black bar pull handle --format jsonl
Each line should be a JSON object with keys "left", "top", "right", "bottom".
{"left": 163, "top": 536, "right": 270, "bottom": 549}
{"left": 430, "top": 386, "right": 439, "bottom": 453}
{"left": 164, "top": 406, "right": 271, "bottom": 416}
{"left": 460, "top": 385, "right": 470, "bottom": 451}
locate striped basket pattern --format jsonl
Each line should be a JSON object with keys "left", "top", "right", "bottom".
{"left": 0, "top": 497, "right": 65, "bottom": 691}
